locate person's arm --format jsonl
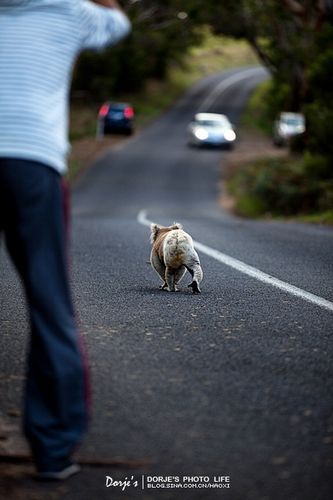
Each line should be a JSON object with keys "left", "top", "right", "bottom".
{"left": 76, "top": 0, "right": 131, "bottom": 50}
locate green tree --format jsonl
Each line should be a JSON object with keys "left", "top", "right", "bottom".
{"left": 72, "top": 0, "right": 203, "bottom": 98}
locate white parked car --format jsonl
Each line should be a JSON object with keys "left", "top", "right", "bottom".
{"left": 273, "top": 112, "right": 305, "bottom": 146}
{"left": 188, "top": 113, "right": 236, "bottom": 149}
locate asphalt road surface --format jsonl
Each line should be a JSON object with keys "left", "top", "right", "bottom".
{"left": 1, "top": 67, "right": 333, "bottom": 500}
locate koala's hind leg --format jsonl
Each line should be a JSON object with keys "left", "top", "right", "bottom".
{"left": 165, "top": 267, "right": 176, "bottom": 292}
{"left": 150, "top": 250, "right": 167, "bottom": 289}
{"left": 186, "top": 261, "right": 203, "bottom": 294}
{"left": 174, "top": 266, "right": 186, "bottom": 288}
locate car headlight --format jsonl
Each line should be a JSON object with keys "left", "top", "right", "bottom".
{"left": 224, "top": 130, "right": 236, "bottom": 141}
{"left": 279, "top": 124, "right": 289, "bottom": 135}
{"left": 194, "top": 127, "right": 209, "bottom": 140}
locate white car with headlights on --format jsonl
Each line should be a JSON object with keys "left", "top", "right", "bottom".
{"left": 188, "top": 113, "right": 236, "bottom": 149}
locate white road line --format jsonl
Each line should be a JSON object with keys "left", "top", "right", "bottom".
{"left": 198, "top": 67, "right": 267, "bottom": 112}
{"left": 138, "top": 210, "right": 333, "bottom": 313}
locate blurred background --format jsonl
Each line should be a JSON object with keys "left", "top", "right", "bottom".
{"left": 70, "top": 0, "right": 333, "bottom": 223}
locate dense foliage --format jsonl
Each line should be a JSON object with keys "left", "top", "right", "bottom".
{"left": 72, "top": 0, "right": 204, "bottom": 98}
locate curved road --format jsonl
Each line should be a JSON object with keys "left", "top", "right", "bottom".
{"left": 1, "top": 67, "right": 333, "bottom": 499}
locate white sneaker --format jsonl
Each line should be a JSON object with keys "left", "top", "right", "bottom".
{"left": 37, "top": 463, "right": 81, "bottom": 480}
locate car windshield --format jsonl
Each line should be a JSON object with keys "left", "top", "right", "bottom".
{"left": 110, "top": 106, "right": 125, "bottom": 112}
{"left": 196, "top": 119, "right": 229, "bottom": 127}
{"left": 282, "top": 116, "right": 304, "bottom": 126}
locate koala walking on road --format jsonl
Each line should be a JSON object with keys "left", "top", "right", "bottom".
{"left": 150, "top": 222, "right": 203, "bottom": 294}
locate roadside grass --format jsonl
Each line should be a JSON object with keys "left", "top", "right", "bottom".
{"left": 67, "top": 158, "right": 81, "bottom": 183}
{"left": 172, "top": 28, "right": 258, "bottom": 86}
{"left": 70, "top": 104, "right": 98, "bottom": 141}
{"left": 225, "top": 81, "right": 333, "bottom": 225}
{"left": 295, "top": 210, "right": 333, "bottom": 224}
{"left": 68, "top": 30, "right": 258, "bottom": 181}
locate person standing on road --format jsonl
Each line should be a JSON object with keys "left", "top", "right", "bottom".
{"left": 0, "top": 0, "right": 130, "bottom": 480}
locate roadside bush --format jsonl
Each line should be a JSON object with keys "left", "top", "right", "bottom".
{"left": 228, "top": 155, "right": 333, "bottom": 218}
{"left": 236, "top": 30, "right": 333, "bottom": 222}
{"left": 289, "top": 133, "right": 306, "bottom": 154}
{"left": 302, "top": 152, "right": 330, "bottom": 181}
{"left": 305, "top": 102, "right": 333, "bottom": 163}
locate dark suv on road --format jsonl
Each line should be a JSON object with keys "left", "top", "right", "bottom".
{"left": 97, "top": 102, "right": 134, "bottom": 136}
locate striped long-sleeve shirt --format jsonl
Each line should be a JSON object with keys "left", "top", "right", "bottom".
{"left": 0, "top": 0, "right": 131, "bottom": 174}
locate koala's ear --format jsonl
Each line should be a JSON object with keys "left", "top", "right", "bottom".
{"left": 150, "top": 224, "right": 160, "bottom": 243}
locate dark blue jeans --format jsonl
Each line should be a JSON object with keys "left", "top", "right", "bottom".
{"left": 0, "top": 158, "right": 89, "bottom": 472}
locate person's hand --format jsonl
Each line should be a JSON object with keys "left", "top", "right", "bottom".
{"left": 91, "top": 0, "right": 123, "bottom": 9}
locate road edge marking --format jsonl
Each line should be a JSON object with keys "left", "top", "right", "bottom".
{"left": 138, "top": 210, "right": 333, "bottom": 313}
{"left": 197, "top": 67, "right": 268, "bottom": 112}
